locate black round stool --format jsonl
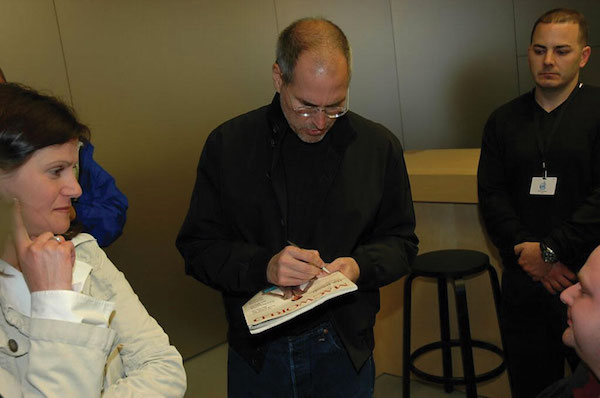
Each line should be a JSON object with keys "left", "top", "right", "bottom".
{"left": 402, "top": 249, "right": 508, "bottom": 398}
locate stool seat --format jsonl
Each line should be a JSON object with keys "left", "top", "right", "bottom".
{"left": 411, "top": 249, "right": 489, "bottom": 278}
{"left": 402, "top": 249, "right": 509, "bottom": 398}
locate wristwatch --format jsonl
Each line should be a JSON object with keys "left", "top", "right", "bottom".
{"left": 540, "top": 242, "right": 558, "bottom": 264}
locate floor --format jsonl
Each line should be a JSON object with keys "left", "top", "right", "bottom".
{"left": 183, "top": 342, "right": 481, "bottom": 397}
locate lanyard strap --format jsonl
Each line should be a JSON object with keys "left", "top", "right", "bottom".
{"left": 533, "top": 83, "right": 583, "bottom": 178}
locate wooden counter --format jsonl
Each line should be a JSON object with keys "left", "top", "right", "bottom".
{"left": 373, "top": 148, "right": 510, "bottom": 398}
{"left": 404, "top": 148, "right": 480, "bottom": 203}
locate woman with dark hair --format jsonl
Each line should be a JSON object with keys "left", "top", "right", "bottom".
{"left": 0, "top": 83, "right": 186, "bottom": 396}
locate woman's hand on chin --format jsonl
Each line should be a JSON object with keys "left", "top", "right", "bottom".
{"left": 12, "top": 199, "right": 74, "bottom": 292}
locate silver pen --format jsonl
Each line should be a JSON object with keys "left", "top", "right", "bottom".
{"left": 286, "top": 240, "right": 331, "bottom": 273}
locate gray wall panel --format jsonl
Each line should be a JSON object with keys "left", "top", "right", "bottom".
{"left": 391, "top": 0, "right": 518, "bottom": 149}
{"left": 514, "top": 0, "right": 600, "bottom": 55}
{"left": 0, "top": 0, "right": 70, "bottom": 101}
{"left": 581, "top": 46, "right": 600, "bottom": 86}
{"left": 517, "top": 55, "right": 532, "bottom": 95}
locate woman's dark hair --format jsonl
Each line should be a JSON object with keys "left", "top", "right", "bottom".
{"left": 0, "top": 83, "right": 90, "bottom": 238}
{"left": 0, "top": 83, "right": 90, "bottom": 171}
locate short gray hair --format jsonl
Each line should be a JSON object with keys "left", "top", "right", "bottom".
{"left": 276, "top": 17, "right": 351, "bottom": 84}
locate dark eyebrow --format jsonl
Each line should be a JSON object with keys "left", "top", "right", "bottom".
{"left": 46, "top": 160, "right": 75, "bottom": 168}
{"left": 533, "top": 44, "right": 573, "bottom": 49}
{"left": 298, "top": 97, "right": 345, "bottom": 108}
{"left": 298, "top": 98, "right": 318, "bottom": 107}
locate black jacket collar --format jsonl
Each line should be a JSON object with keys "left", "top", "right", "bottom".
{"left": 265, "top": 93, "right": 357, "bottom": 243}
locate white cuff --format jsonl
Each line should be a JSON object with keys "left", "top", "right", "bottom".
{"left": 31, "top": 290, "right": 115, "bottom": 328}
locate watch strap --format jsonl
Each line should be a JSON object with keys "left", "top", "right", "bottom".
{"left": 540, "top": 242, "right": 558, "bottom": 264}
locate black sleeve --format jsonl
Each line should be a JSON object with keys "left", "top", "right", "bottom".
{"left": 545, "top": 125, "right": 600, "bottom": 268}
{"left": 352, "top": 140, "right": 418, "bottom": 289}
{"left": 477, "top": 111, "right": 536, "bottom": 254}
{"left": 175, "top": 131, "right": 270, "bottom": 295}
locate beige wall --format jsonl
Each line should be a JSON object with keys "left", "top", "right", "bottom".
{"left": 0, "top": 0, "right": 598, "bottom": 385}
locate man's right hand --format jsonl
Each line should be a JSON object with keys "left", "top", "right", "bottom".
{"left": 540, "top": 262, "right": 576, "bottom": 295}
{"left": 266, "top": 245, "right": 323, "bottom": 287}
{"left": 514, "top": 242, "right": 552, "bottom": 279}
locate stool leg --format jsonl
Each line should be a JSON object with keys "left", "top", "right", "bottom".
{"left": 487, "top": 265, "right": 515, "bottom": 396}
{"left": 437, "top": 278, "right": 453, "bottom": 393}
{"left": 403, "top": 274, "right": 416, "bottom": 398}
{"left": 453, "top": 278, "right": 477, "bottom": 398}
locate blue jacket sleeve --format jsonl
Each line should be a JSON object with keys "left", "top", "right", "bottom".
{"left": 74, "top": 142, "right": 129, "bottom": 247}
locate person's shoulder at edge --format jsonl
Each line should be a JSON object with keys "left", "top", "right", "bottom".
{"left": 200, "top": 103, "right": 272, "bottom": 164}
{"left": 344, "top": 110, "right": 405, "bottom": 154}
{"left": 210, "top": 102, "right": 271, "bottom": 140}
{"left": 70, "top": 233, "right": 117, "bottom": 286}
{"left": 536, "top": 362, "right": 593, "bottom": 398}
{"left": 488, "top": 89, "right": 535, "bottom": 121}
{"left": 489, "top": 83, "right": 600, "bottom": 122}
{"left": 69, "top": 233, "right": 122, "bottom": 287}
{"left": 71, "top": 233, "right": 98, "bottom": 254}
{"left": 579, "top": 83, "right": 600, "bottom": 104}
{"left": 581, "top": 83, "right": 600, "bottom": 92}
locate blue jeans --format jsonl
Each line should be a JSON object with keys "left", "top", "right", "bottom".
{"left": 228, "top": 322, "right": 375, "bottom": 398}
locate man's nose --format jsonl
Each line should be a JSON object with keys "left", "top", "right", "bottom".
{"left": 560, "top": 282, "right": 578, "bottom": 305}
{"left": 543, "top": 51, "right": 555, "bottom": 66}
{"left": 313, "top": 110, "right": 328, "bottom": 130}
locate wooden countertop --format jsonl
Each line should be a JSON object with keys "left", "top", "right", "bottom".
{"left": 404, "top": 148, "right": 480, "bottom": 203}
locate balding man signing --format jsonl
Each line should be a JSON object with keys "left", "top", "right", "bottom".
{"left": 177, "top": 17, "right": 418, "bottom": 397}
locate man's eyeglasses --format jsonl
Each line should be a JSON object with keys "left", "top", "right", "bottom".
{"left": 288, "top": 90, "right": 349, "bottom": 119}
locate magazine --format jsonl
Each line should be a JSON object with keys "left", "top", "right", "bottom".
{"left": 242, "top": 271, "right": 357, "bottom": 334}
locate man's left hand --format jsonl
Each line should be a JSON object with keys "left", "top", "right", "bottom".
{"left": 325, "top": 257, "right": 360, "bottom": 283}
{"left": 514, "top": 241, "right": 552, "bottom": 279}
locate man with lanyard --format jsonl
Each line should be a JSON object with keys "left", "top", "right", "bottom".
{"left": 478, "top": 8, "right": 599, "bottom": 398}
{"left": 177, "top": 17, "right": 418, "bottom": 397}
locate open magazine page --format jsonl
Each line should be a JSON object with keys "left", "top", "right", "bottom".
{"left": 242, "top": 271, "right": 357, "bottom": 334}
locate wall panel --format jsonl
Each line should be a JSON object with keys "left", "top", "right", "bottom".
{"left": 53, "top": 0, "right": 278, "bottom": 359}
{"left": 391, "top": 0, "right": 519, "bottom": 149}
{"left": 0, "top": 0, "right": 70, "bottom": 101}
{"left": 514, "top": 0, "right": 600, "bottom": 56}
{"left": 582, "top": 49, "right": 600, "bottom": 86}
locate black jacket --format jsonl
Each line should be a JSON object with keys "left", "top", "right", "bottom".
{"left": 478, "top": 85, "right": 600, "bottom": 270}
{"left": 177, "top": 94, "right": 418, "bottom": 371}
{"left": 536, "top": 363, "right": 599, "bottom": 398}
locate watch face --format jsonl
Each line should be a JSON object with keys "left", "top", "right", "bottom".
{"left": 542, "top": 246, "right": 558, "bottom": 263}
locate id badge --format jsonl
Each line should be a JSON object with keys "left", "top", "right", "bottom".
{"left": 530, "top": 177, "right": 557, "bottom": 195}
